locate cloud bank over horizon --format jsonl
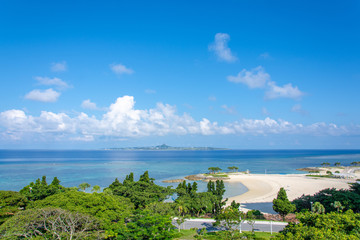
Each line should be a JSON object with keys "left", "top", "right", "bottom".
{"left": 0, "top": 96, "right": 357, "bottom": 143}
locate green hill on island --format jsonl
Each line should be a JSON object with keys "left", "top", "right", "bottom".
{"left": 106, "top": 144, "right": 229, "bottom": 151}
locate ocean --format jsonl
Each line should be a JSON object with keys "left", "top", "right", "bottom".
{"left": 1, "top": 149, "right": 360, "bottom": 199}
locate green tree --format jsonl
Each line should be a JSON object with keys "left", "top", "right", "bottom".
{"left": 91, "top": 185, "right": 101, "bottom": 193}
{"left": 273, "top": 187, "right": 296, "bottom": 220}
{"left": 275, "top": 210, "right": 360, "bottom": 239}
{"left": 0, "top": 191, "right": 28, "bottom": 225}
{"left": 19, "top": 176, "right": 67, "bottom": 201}
{"left": 117, "top": 210, "right": 176, "bottom": 240}
{"left": 331, "top": 201, "right": 344, "bottom": 213}
{"left": 29, "top": 191, "right": 134, "bottom": 233}
{"left": 79, "top": 182, "right": 91, "bottom": 192}
{"left": 230, "top": 200, "right": 240, "bottom": 210}
{"left": 334, "top": 162, "right": 341, "bottom": 166}
{"left": 312, "top": 202, "right": 325, "bottom": 214}
{"left": 214, "top": 206, "right": 242, "bottom": 231}
{"left": 106, "top": 172, "right": 174, "bottom": 209}
{"left": 0, "top": 208, "right": 102, "bottom": 239}
{"left": 292, "top": 187, "right": 360, "bottom": 213}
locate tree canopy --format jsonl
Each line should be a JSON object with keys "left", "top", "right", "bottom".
{"left": 105, "top": 172, "right": 174, "bottom": 209}
{"left": 19, "top": 176, "right": 67, "bottom": 201}
{"left": 273, "top": 187, "right": 296, "bottom": 220}
{"left": 29, "top": 190, "right": 134, "bottom": 232}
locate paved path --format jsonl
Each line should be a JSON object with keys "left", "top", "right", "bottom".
{"left": 173, "top": 218, "right": 288, "bottom": 233}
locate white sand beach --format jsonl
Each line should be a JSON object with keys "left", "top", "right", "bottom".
{"left": 225, "top": 170, "right": 358, "bottom": 205}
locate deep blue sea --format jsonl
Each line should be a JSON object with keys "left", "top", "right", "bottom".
{"left": 1, "top": 149, "right": 360, "bottom": 198}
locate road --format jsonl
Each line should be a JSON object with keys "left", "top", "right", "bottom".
{"left": 173, "top": 218, "right": 288, "bottom": 233}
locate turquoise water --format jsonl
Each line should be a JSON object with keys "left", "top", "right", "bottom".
{"left": 1, "top": 150, "right": 360, "bottom": 198}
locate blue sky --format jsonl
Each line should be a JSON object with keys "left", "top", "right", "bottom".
{"left": 0, "top": 0, "right": 359, "bottom": 149}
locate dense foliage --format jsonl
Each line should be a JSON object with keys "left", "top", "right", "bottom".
{"left": 175, "top": 180, "right": 226, "bottom": 217}
{"left": 0, "top": 191, "right": 28, "bottom": 225}
{"left": 272, "top": 187, "right": 296, "bottom": 220}
{"left": 29, "top": 190, "right": 134, "bottom": 232}
{"left": 292, "top": 183, "right": 360, "bottom": 213}
{"left": 106, "top": 171, "right": 174, "bottom": 209}
{"left": 275, "top": 210, "right": 360, "bottom": 239}
{"left": 0, "top": 207, "right": 102, "bottom": 239}
{"left": 116, "top": 210, "right": 176, "bottom": 240}
{"left": 19, "top": 176, "right": 67, "bottom": 201}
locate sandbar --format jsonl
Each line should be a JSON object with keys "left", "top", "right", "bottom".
{"left": 225, "top": 173, "right": 356, "bottom": 205}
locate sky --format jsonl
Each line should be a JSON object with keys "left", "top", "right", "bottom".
{"left": 0, "top": 0, "right": 359, "bottom": 149}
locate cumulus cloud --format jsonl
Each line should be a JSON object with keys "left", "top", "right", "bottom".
{"left": 1, "top": 96, "right": 357, "bottom": 142}
{"left": 110, "top": 63, "right": 134, "bottom": 75}
{"left": 81, "top": 99, "right": 98, "bottom": 110}
{"left": 51, "top": 61, "right": 67, "bottom": 72}
{"left": 25, "top": 89, "right": 61, "bottom": 102}
{"left": 35, "top": 76, "right": 69, "bottom": 89}
{"left": 228, "top": 66, "right": 305, "bottom": 100}
{"left": 227, "top": 66, "right": 270, "bottom": 89}
{"left": 209, "top": 33, "right": 237, "bottom": 62}
{"left": 266, "top": 82, "right": 305, "bottom": 100}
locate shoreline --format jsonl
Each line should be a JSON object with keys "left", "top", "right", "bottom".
{"left": 225, "top": 172, "right": 357, "bottom": 206}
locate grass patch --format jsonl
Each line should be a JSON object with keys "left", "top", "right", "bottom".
{"left": 173, "top": 229, "right": 197, "bottom": 239}
{"left": 204, "top": 173, "right": 229, "bottom": 178}
{"left": 306, "top": 175, "right": 334, "bottom": 178}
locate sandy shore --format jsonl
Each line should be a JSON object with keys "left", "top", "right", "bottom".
{"left": 225, "top": 173, "right": 355, "bottom": 205}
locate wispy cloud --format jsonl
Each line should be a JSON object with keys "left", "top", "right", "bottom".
{"left": 291, "top": 104, "right": 308, "bottom": 115}
{"left": 1, "top": 96, "right": 356, "bottom": 142}
{"left": 221, "top": 105, "right": 237, "bottom": 115}
{"left": 227, "top": 66, "right": 270, "bottom": 89}
{"left": 209, "top": 33, "right": 237, "bottom": 62}
{"left": 35, "top": 76, "right": 69, "bottom": 89}
{"left": 266, "top": 82, "right": 305, "bottom": 100}
{"left": 110, "top": 63, "right": 134, "bottom": 75}
{"left": 51, "top": 61, "right": 67, "bottom": 72}
{"left": 259, "top": 52, "right": 271, "bottom": 59}
{"left": 25, "top": 88, "right": 60, "bottom": 102}
{"left": 81, "top": 99, "right": 99, "bottom": 110}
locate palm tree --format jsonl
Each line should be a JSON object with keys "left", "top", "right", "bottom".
{"left": 91, "top": 185, "right": 101, "bottom": 193}
{"left": 331, "top": 201, "right": 344, "bottom": 213}
{"left": 334, "top": 162, "right": 341, "bottom": 166}
{"left": 79, "top": 182, "right": 91, "bottom": 192}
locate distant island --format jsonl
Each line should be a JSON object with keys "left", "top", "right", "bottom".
{"left": 105, "top": 144, "right": 229, "bottom": 151}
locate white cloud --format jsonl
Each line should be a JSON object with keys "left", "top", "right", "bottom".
{"left": 81, "top": 99, "right": 98, "bottom": 110}
{"left": 291, "top": 104, "right": 308, "bottom": 115}
{"left": 227, "top": 66, "right": 270, "bottom": 88}
{"left": 266, "top": 82, "right": 305, "bottom": 100}
{"left": 35, "top": 76, "right": 69, "bottom": 89}
{"left": 259, "top": 52, "right": 271, "bottom": 59}
{"left": 110, "top": 63, "right": 134, "bottom": 75}
{"left": 209, "top": 33, "right": 237, "bottom": 62}
{"left": 25, "top": 89, "right": 61, "bottom": 102}
{"left": 221, "top": 105, "right": 237, "bottom": 115}
{"left": 51, "top": 61, "right": 67, "bottom": 72}
{"left": 0, "top": 96, "right": 357, "bottom": 142}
